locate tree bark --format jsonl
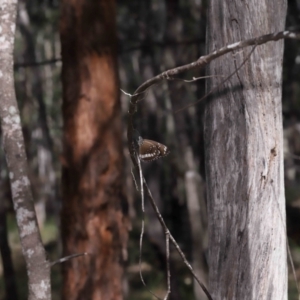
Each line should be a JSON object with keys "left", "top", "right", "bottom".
{"left": 0, "top": 1, "right": 51, "bottom": 299}
{"left": 204, "top": 0, "right": 287, "bottom": 299}
{"left": 60, "top": 1, "right": 128, "bottom": 299}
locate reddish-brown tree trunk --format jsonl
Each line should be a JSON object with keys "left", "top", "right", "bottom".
{"left": 60, "top": 1, "right": 128, "bottom": 299}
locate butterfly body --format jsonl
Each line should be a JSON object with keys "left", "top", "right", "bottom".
{"left": 138, "top": 137, "right": 169, "bottom": 162}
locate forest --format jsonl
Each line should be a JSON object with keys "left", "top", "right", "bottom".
{"left": 0, "top": 0, "right": 300, "bottom": 299}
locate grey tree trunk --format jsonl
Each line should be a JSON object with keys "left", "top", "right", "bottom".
{"left": 0, "top": 1, "right": 51, "bottom": 299}
{"left": 204, "top": 0, "right": 287, "bottom": 299}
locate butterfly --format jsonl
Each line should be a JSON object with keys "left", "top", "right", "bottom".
{"left": 138, "top": 137, "right": 170, "bottom": 162}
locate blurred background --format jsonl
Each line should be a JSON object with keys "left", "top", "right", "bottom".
{"left": 0, "top": 0, "right": 300, "bottom": 299}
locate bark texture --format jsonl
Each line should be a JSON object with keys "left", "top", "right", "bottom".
{"left": 0, "top": 1, "right": 51, "bottom": 299}
{"left": 204, "top": 0, "right": 287, "bottom": 299}
{"left": 60, "top": 1, "right": 128, "bottom": 299}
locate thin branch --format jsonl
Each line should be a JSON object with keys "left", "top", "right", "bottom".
{"left": 14, "top": 58, "right": 62, "bottom": 69}
{"left": 50, "top": 253, "right": 88, "bottom": 267}
{"left": 137, "top": 153, "right": 171, "bottom": 300}
{"left": 173, "top": 45, "right": 257, "bottom": 114}
{"left": 138, "top": 156, "right": 145, "bottom": 213}
{"left": 166, "top": 75, "right": 224, "bottom": 83}
{"left": 137, "top": 156, "right": 163, "bottom": 300}
{"left": 127, "top": 30, "right": 300, "bottom": 300}
{"left": 130, "top": 167, "right": 139, "bottom": 191}
{"left": 14, "top": 38, "right": 205, "bottom": 69}
{"left": 138, "top": 219, "right": 162, "bottom": 300}
{"left": 164, "top": 232, "right": 171, "bottom": 300}
{"left": 143, "top": 180, "right": 213, "bottom": 300}
{"left": 120, "top": 89, "right": 133, "bottom": 97}
{"left": 127, "top": 30, "right": 300, "bottom": 163}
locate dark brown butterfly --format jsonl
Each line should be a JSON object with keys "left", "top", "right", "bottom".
{"left": 138, "top": 137, "right": 170, "bottom": 162}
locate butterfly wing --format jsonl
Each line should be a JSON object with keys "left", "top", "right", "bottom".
{"left": 139, "top": 139, "right": 169, "bottom": 162}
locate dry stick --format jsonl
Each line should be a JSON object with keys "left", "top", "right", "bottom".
{"left": 132, "top": 45, "right": 255, "bottom": 300}
{"left": 166, "top": 75, "right": 224, "bottom": 83}
{"left": 135, "top": 149, "right": 172, "bottom": 300}
{"left": 127, "top": 30, "right": 300, "bottom": 300}
{"left": 137, "top": 162, "right": 207, "bottom": 299}
{"left": 173, "top": 45, "right": 257, "bottom": 114}
{"left": 164, "top": 232, "right": 171, "bottom": 300}
{"left": 137, "top": 156, "right": 164, "bottom": 300}
{"left": 130, "top": 167, "right": 139, "bottom": 191}
{"left": 50, "top": 253, "right": 88, "bottom": 267}
{"left": 121, "top": 76, "right": 221, "bottom": 103}
{"left": 138, "top": 219, "right": 163, "bottom": 300}
{"left": 143, "top": 180, "right": 213, "bottom": 300}
{"left": 137, "top": 154, "right": 146, "bottom": 289}
{"left": 128, "top": 30, "right": 300, "bottom": 161}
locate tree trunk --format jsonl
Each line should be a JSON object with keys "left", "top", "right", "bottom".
{"left": 0, "top": 1, "right": 51, "bottom": 299}
{"left": 60, "top": 1, "right": 128, "bottom": 299}
{"left": 204, "top": 0, "right": 287, "bottom": 299}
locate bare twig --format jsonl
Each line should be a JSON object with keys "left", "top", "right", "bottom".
{"left": 143, "top": 180, "right": 213, "bottom": 300}
{"left": 138, "top": 218, "right": 162, "bottom": 300}
{"left": 14, "top": 39, "right": 206, "bottom": 69}
{"left": 50, "top": 253, "right": 88, "bottom": 267}
{"left": 127, "top": 30, "right": 300, "bottom": 162}
{"left": 167, "top": 75, "right": 224, "bottom": 83}
{"left": 127, "top": 30, "right": 300, "bottom": 300}
{"left": 130, "top": 167, "right": 139, "bottom": 191}
{"left": 137, "top": 157, "right": 145, "bottom": 213}
{"left": 137, "top": 156, "right": 163, "bottom": 300}
{"left": 174, "top": 45, "right": 257, "bottom": 114}
{"left": 14, "top": 58, "right": 61, "bottom": 69}
{"left": 164, "top": 232, "right": 171, "bottom": 300}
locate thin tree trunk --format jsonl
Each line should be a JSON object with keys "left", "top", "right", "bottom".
{"left": 0, "top": 1, "right": 51, "bottom": 299}
{"left": 204, "top": 0, "right": 287, "bottom": 299}
{"left": 60, "top": 1, "right": 128, "bottom": 299}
